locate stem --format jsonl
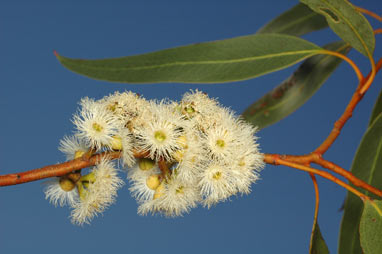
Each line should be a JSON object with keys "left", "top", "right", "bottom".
{"left": 313, "top": 158, "right": 382, "bottom": 197}
{"left": 374, "top": 28, "right": 382, "bottom": 35}
{"left": 0, "top": 151, "right": 121, "bottom": 187}
{"left": 266, "top": 153, "right": 382, "bottom": 197}
{"left": 264, "top": 154, "right": 371, "bottom": 202}
{"left": 355, "top": 6, "right": 382, "bottom": 22}
{"left": 314, "top": 57, "right": 382, "bottom": 155}
{"left": 360, "top": 57, "right": 376, "bottom": 94}
{"left": 319, "top": 49, "right": 364, "bottom": 82}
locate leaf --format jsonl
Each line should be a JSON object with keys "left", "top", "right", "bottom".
{"left": 310, "top": 223, "right": 329, "bottom": 254}
{"left": 369, "top": 89, "right": 382, "bottom": 126}
{"left": 338, "top": 113, "right": 382, "bottom": 254}
{"left": 360, "top": 200, "right": 382, "bottom": 254}
{"left": 300, "top": 0, "right": 375, "bottom": 57}
{"left": 242, "top": 41, "right": 350, "bottom": 129}
{"left": 257, "top": 3, "right": 328, "bottom": 36}
{"left": 55, "top": 34, "right": 321, "bottom": 84}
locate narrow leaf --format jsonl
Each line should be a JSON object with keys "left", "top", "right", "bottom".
{"left": 338, "top": 113, "right": 382, "bottom": 254}
{"left": 369, "top": 89, "right": 382, "bottom": 126}
{"left": 310, "top": 223, "right": 329, "bottom": 254}
{"left": 56, "top": 34, "right": 321, "bottom": 84}
{"left": 300, "top": 0, "right": 375, "bottom": 57}
{"left": 360, "top": 200, "right": 382, "bottom": 254}
{"left": 257, "top": 3, "right": 328, "bottom": 36}
{"left": 242, "top": 41, "right": 350, "bottom": 129}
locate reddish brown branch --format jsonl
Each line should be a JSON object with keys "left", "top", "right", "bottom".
{"left": 0, "top": 151, "right": 121, "bottom": 187}
{"left": 314, "top": 57, "right": 382, "bottom": 155}
{"left": 265, "top": 153, "right": 382, "bottom": 197}
{"left": 313, "top": 158, "right": 382, "bottom": 197}
{"left": 264, "top": 154, "right": 371, "bottom": 201}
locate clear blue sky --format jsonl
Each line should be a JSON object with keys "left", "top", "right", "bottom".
{"left": 0, "top": 1, "right": 381, "bottom": 253}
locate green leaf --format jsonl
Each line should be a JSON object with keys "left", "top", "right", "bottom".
{"left": 338, "top": 113, "right": 382, "bottom": 254}
{"left": 242, "top": 41, "right": 350, "bottom": 129}
{"left": 56, "top": 34, "right": 321, "bottom": 84}
{"left": 300, "top": 0, "right": 375, "bottom": 57}
{"left": 360, "top": 200, "right": 382, "bottom": 254}
{"left": 310, "top": 222, "right": 330, "bottom": 254}
{"left": 257, "top": 3, "right": 328, "bottom": 36}
{"left": 369, "top": 89, "right": 382, "bottom": 126}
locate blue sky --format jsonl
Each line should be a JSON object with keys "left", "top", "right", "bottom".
{"left": 0, "top": 1, "right": 381, "bottom": 253}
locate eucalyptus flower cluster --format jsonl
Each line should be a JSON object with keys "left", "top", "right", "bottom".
{"left": 44, "top": 90, "right": 264, "bottom": 225}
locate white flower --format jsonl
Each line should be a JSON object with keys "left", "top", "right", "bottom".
{"left": 157, "top": 177, "right": 200, "bottom": 217}
{"left": 58, "top": 135, "right": 89, "bottom": 161}
{"left": 99, "top": 90, "right": 150, "bottom": 129}
{"left": 200, "top": 110, "right": 242, "bottom": 163}
{"left": 43, "top": 177, "right": 79, "bottom": 207}
{"left": 70, "top": 158, "right": 124, "bottom": 225}
{"left": 180, "top": 90, "right": 220, "bottom": 124}
{"left": 134, "top": 100, "right": 185, "bottom": 161}
{"left": 230, "top": 121, "right": 264, "bottom": 194}
{"left": 128, "top": 160, "right": 162, "bottom": 203}
{"left": 198, "top": 161, "right": 237, "bottom": 208}
{"left": 72, "top": 97, "right": 120, "bottom": 151}
{"left": 138, "top": 176, "right": 200, "bottom": 217}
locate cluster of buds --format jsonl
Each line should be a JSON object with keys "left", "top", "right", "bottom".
{"left": 44, "top": 90, "right": 264, "bottom": 225}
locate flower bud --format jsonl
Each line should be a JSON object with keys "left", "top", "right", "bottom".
{"left": 153, "top": 183, "right": 165, "bottom": 199}
{"left": 138, "top": 158, "right": 156, "bottom": 171}
{"left": 111, "top": 135, "right": 123, "bottom": 150}
{"left": 146, "top": 175, "right": 161, "bottom": 190}
{"left": 59, "top": 177, "right": 76, "bottom": 192}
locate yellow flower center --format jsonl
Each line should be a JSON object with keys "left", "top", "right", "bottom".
{"left": 185, "top": 105, "right": 195, "bottom": 114}
{"left": 239, "top": 158, "right": 246, "bottom": 167}
{"left": 92, "top": 122, "right": 104, "bottom": 132}
{"left": 154, "top": 131, "right": 167, "bottom": 143}
{"left": 176, "top": 186, "right": 184, "bottom": 194}
{"left": 107, "top": 103, "right": 117, "bottom": 112}
{"left": 212, "top": 171, "right": 222, "bottom": 180}
{"left": 216, "top": 139, "right": 225, "bottom": 148}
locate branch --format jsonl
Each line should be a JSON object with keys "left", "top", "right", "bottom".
{"left": 314, "top": 57, "right": 382, "bottom": 155}
{"left": 0, "top": 151, "right": 121, "bottom": 187}
{"left": 265, "top": 153, "right": 382, "bottom": 197}
{"left": 263, "top": 154, "right": 372, "bottom": 202}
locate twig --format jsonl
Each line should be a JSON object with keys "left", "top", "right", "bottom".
{"left": 315, "top": 57, "right": 382, "bottom": 155}
{"left": 0, "top": 151, "right": 121, "bottom": 187}
{"left": 264, "top": 154, "right": 372, "bottom": 202}
{"left": 355, "top": 6, "right": 382, "bottom": 22}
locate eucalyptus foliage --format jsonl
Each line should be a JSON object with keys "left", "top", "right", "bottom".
{"left": 53, "top": 1, "right": 382, "bottom": 253}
